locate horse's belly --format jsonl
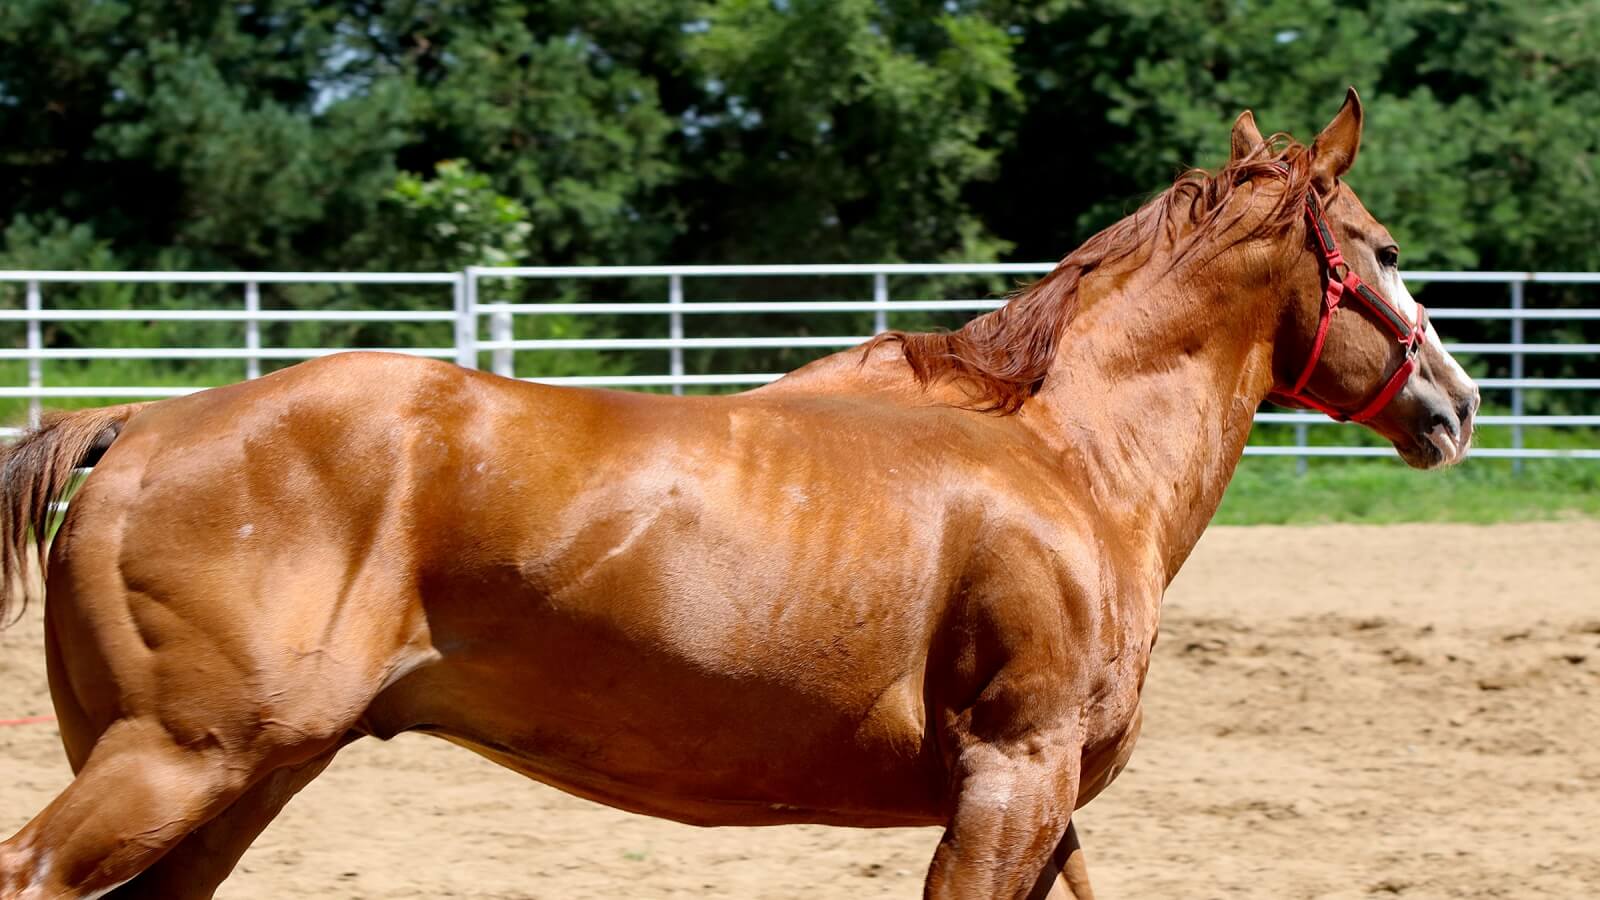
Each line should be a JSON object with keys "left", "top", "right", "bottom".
{"left": 368, "top": 606, "right": 949, "bottom": 828}
{"left": 429, "top": 724, "right": 946, "bottom": 828}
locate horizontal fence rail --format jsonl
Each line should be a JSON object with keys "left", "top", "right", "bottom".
{"left": 1, "top": 267, "right": 1596, "bottom": 463}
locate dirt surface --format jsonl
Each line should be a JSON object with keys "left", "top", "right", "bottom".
{"left": 4, "top": 522, "right": 1599, "bottom": 899}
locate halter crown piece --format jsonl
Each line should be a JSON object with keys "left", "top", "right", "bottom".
{"left": 1268, "top": 185, "right": 1429, "bottom": 423}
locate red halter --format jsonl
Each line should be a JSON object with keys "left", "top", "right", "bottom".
{"left": 1269, "top": 188, "right": 1428, "bottom": 423}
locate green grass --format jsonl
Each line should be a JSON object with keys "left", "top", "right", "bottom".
{"left": 1217, "top": 457, "right": 1600, "bottom": 524}
{"left": 1219, "top": 414, "right": 1600, "bottom": 524}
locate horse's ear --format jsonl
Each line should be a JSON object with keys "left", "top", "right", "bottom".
{"left": 1230, "top": 110, "right": 1263, "bottom": 164}
{"left": 1310, "top": 87, "right": 1363, "bottom": 192}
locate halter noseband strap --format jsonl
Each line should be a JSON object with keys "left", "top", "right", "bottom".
{"left": 1269, "top": 186, "right": 1428, "bottom": 423}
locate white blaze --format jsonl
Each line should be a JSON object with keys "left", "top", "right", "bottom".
{"left": 1425, "top": 318, "right": 1474, "bottom": 388}
{"left": 1380, "top": 266, "right": 1421, "bottom": 329}
{"left": 1383, "top": 267, "right": 1472, "bottom": 386}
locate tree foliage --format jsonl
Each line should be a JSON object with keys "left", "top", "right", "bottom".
{"left": 2, "top": 1, "right": 1594, "bottom": 275}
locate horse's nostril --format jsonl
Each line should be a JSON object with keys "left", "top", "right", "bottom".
{"left": 1428, "top": 407, "right": 1460, "bottom": 441}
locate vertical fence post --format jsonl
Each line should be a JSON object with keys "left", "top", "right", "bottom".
{"left": 873, "top": 272, "right": 889, "bottom": 334}
{"left": 454, "top": 270, "right": 479, "bottom": 370}
{"left": 244, "top": 281, "right": 262, "bottom": 380}
{"left": 1294, "top": 420, "right": 1308, "bottom": 476}
{"left": 669, "top": 274, "right": 684, "bottom": 396}
{"left": 1510, "top": 279, "right": 1525, "bottom": 474}
{"left": 491, "top": 307, "right": 514, "bottom": 378}
{"left": 26, "top": 280, "right": 42, "bottom": 427}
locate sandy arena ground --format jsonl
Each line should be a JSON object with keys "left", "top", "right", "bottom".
{"left": 3, "top": 521, "right": 1598, "bottom": 898}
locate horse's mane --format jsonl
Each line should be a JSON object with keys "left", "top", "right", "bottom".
{"left": 864, "top": 135, "right": 1319, "bottom": 413}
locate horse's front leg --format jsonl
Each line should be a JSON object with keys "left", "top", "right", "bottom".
{"left": 924, "top": 719, "right": 1092, "bottom": 900}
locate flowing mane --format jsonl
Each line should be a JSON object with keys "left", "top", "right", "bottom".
{"left": 865, "top": 136, "right": 1320, "bottom": 413}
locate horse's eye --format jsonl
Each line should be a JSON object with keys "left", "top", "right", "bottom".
{"left": 1378, "top": 246, "right": 1400, "bottom": 268}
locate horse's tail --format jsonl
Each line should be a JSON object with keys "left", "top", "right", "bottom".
{"left": 0, "top": 404, "right": 148, "bottom": 628}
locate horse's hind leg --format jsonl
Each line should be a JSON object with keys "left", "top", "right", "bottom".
{"left": 105, "top": 738, "right": 353, "bottom": 900}
{"left": 2, "top": 579, "right": 386, "bottom": 898}
{"left": 0, "top": 716, "right": 303, "bottom": 898}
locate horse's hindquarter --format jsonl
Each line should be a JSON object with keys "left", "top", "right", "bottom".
{"left": 45, "top": 354, "right": 465, "bottom": 763}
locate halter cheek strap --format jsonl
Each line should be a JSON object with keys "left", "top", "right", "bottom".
{"left": 1269, "top": 189, "right": 1428, "bottom": 423}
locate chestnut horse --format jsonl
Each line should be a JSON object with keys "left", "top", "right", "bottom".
{"left": 0, "top": 89, "right": 1476, "bottom": 899}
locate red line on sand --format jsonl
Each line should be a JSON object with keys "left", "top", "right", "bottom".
{"left": 0, "top": 714, "right": 55, "bottom": 727}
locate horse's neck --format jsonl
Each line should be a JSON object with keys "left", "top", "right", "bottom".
{"left": 771, "top": 255, "right": 1280, "bottom": 582}
{"left": 1026, "top": 266, "right": 1279, "bottom": 586}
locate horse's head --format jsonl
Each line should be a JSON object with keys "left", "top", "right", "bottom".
{"left": 1237, "top": 90, "right": 1480, "bottom": 469}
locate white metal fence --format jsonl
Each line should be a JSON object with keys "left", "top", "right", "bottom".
{"left": 2, "top": 266, "right": 1597, "bottom": 462}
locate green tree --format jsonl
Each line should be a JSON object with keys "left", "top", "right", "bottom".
{"left": 379, "top": 160, "right": 535, "bottom": 270}
{"left": 977, "top": 0, "right": 1600, "bottom": 273}
{"left": 366, "top": 159, "right": 625, "bottom": 380}
{"left": 670, "top": 0, "right": 1018, "bottom": 264}
{"left": 0, "top": 1, "right": 1024, "bottom": 273}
